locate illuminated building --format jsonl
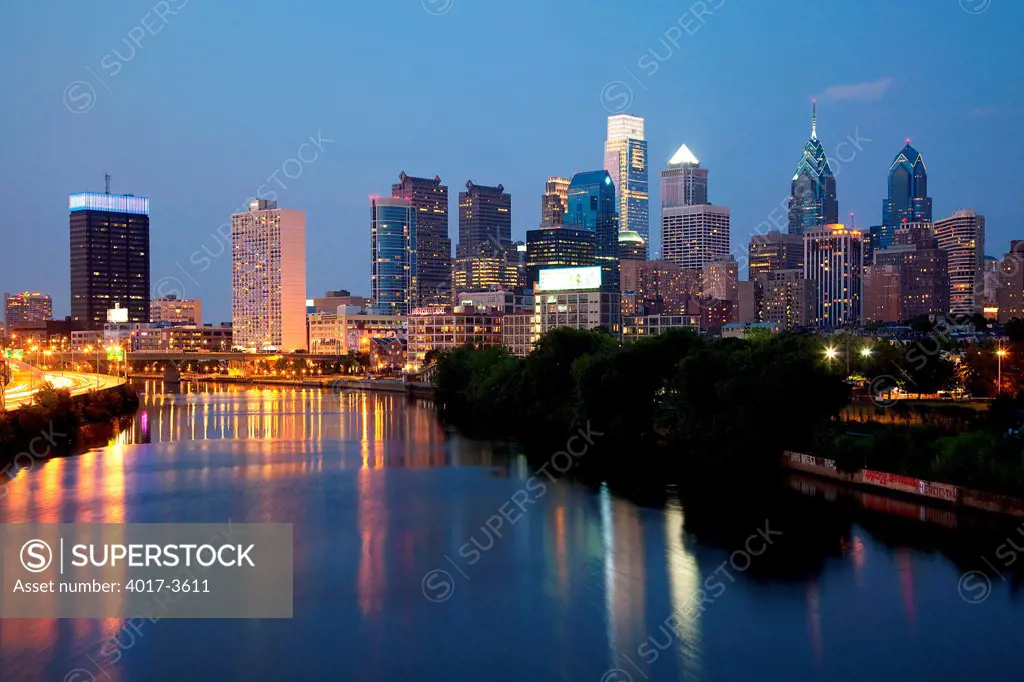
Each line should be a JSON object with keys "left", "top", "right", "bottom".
{"left": 702, "top": 257, "right": 738, "bottom": 302}
{"left": 618, "top": 229, "right": 647, "bottom": 261}
{"left": 501, "top": 312, "right": 534, "bottom": 357}
{"left": 69, "top": 190, "right": 150, "bottom": 329}
{"left": 661, "top": 143, "right": 708, "bottom": 208}
{"left": 749, "top": 231, "right": 803, "bottom": 280}
{"left": 870, "top": 223, "right": 948, "bottom": 320}
{"left": 456, "top": 289, "right": 533, "bottom": 314}
{"left": 368, "top": 337, "right": 407, "bottom": 373}
{"left": 621, "top": 314, "right": 699, "bottom": 340}
{"left": 541, "top": 176, "right": 571, "bottom": 227}
{"left": 532, "top": 266, "right": 620, "bottom": 340}
{"left": 619, "top": 260, "right": 691, "bottom": 315}
{"left": 131, "top": 324, "right": 232, "bottom": 352}
{"left": 565, "top": 171, "right": 620, "bottom": 291}
{"left": 759, "top": 269, "right": 817, "bottom": 329}
{"left": 698, "top": 298, "right": 735, "bottom": 330}
{"left": 307, "top": 308, "right": 407, "bottom": 355}
{"left": 150, "top": 296, "right": 202, "bottom": 325}
{"left": 983, "top": 256, "right": 1000, "bottom": 313}
{"left": 407, "top": 307, "right": 503, "bottom": 368}
{"left": 803, "top": 224, "right": 866, "bottom": 327}
{"left": 788, "top": 102, "right": 838, "bottom": 236}
{"left": 371, "top": 197, "right": 417, "bottom": 316}
{"left": 604, "top": 115, "right": 650, "bottom": 252}
{"left": 662, "top": 204, "right": 730, "bottom": 270}
{"left": 874, "top": 141, "right": 932, "bottom": 251}
{"left": 935, "top": 209, "right": 985, "bottom": 317}
{"left": 455, "top": 181, "right": 512, "bottom": 292}
{"left": 4, "top": 292, "right": 52, "bottom": 327}
{"left": 525, "top": 225, "right": 596, "bottom": 288}
{"left": 997, "top": 242, "right": 1024, "bottom": 323}
{"left": 231, "top": 199, "right": 307, "bottom": 351}
{"left": 392, "top": 173, "right": 451, "bottom": 306}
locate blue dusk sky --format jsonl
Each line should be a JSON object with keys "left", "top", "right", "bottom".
{"left": 1, "top": 0, "right": 1022, "bottom": 322}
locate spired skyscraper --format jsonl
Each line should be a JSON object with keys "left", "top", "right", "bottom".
{"left": 69, "top": 188, "right": 151, "bottom": 329}
{"left": 788, "top": 102, "right": 838, "bottom": 236}
{"left": 604, "top": 114, "right": 649, "bottom": 256}
{"left": 661, "top": 144, "right": 708, "bottom": 208}
{"left": 392, "top": 172, "right": 450, "bottom": 307}
{"left": 564, "top": 171, "right": 620, "bottom": 291}
{"left": 872, "top": 141, "right": 933, "bottom": 251}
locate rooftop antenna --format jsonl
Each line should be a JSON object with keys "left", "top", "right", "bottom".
{"left": 104, "top": 173, "right": 111, "bottom": 194}
{"left": 811, "top": 99, "right": 818, "bottom": 140}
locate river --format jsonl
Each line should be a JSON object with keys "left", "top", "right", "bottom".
{"left": 1, "top": 382, "right": 1022, "bottom": 682}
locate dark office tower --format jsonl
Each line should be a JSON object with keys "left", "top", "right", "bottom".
{"left": 455, "top": 181, "right": 513, "bottom": 294}
{"left": 788, "top": 102, "right": 838, "bottom": 236}
{"left": 877, "top": 140, "right": 932, "bottom": 250}
{"left": 457, "top": 181, "right": 511, "bottom": 257}
{"left": 69, "top": 191, "right": 150, "bottom": 329}
{"left": 392, "top": 172, "right": 451, "bottom": 307}
{"left": 525, "top": 225, "right": 597, "bottom": 288}
{"left": 749, "top": 231, "right": 804, "bottom": 280}
{"left": 564, "top": 171, "right": 620, "bottom": 291}
{"left": 661, "top": 144, "right": 708, "bottom": 208}
{"left": 541, "top": 177, "right": 571, "bottom": 227}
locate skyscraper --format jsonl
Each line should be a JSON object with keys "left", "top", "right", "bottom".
{"left": 564, "top": 171, "right": 620, "bottom": 291}
{"left": 604, "top": 114, "right": 650, "bottom": 253}
{"left": 371, "top": 197, "right": 417, "bottom": 315}
{"left": 525, "top": 225, "right": 596, "bottom": 288}
{"left": 661, "top": 144, "right": 708, "bottom": 208}
{"left": 788, "top": 102, "right": 838, "bottom": 236}
{"left": 231, "top": 200, "right": 307, "bottom": 351}
{"left": 455, "top": 181, "right": 513, "bottom": 292}
{"left": 749, "top": 231, "right": 804, "bottom": 280}
{"left": 935, "top": 209, "right": 985, "bottom": 317}
{"left": 618, "top": 229, "right": 647, "bottom": 261}
{"left": 541, "top": 177, "right": 571, "bottom": 227}
{"left": 661, "top": 204, "right": 731, "bottom": 270}
{"left": 880, "top": 141, "right": 932, "bottom": 244}
{"left": 392, "top": 172, "right": 450, "bottom": 306}
{"left": 69, "top": 190, "right": 151, "bottom": 329}
{"left": 803, "top": 224, "right": 866, "bottom": 327}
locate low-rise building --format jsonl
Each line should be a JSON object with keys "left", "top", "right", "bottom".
{"left": 532, "top": 266, "right": 620, "bottom": 342}
{"left": 502, "top": 312, "right": 535, "bottom": 357}
{"left": 307, "top": 308, "right": 407, "bottom": 356}
{"left": 407, "top": 307, "right": 503, "bottom": 369}
{"left": 150, "top": 296, "right": 202, "bottom": 325}
{"left": 622, "top": 314, "right": 699, "bottom": 341}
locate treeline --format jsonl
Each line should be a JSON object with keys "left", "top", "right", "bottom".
{"left": 828, "top": 392, "right": 1024, "bottom": 497}
{"left": 434, "top": 328, "right": 850, "bottom": 479}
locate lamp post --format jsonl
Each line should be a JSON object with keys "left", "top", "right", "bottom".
{"left": 997, "top": 347, "right": 1008, "bottom": 395}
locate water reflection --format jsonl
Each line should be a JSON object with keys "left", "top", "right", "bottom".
{"left": 1, "top": 384, "right": 1024, "bottom": 681}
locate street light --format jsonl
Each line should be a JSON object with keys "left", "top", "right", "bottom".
{"left": 997, "top": 347, "right": 1009, "bottom": 394}
{"left": 860, "top": 347, "right": 873, "bottom": 359}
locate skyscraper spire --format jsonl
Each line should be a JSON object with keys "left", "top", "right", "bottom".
{"left": 811, "top": 99, "right": 817, "bottom": 140}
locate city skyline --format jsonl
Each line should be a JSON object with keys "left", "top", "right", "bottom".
{"left": 2, "top": 1, "right": 1022, "bottom": 321}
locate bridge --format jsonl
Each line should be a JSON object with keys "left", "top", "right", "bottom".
{"left": 0, "top": 359, "right": 124, "bottom": 410}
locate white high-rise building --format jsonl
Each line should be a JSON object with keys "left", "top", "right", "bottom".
{"left": 935, "top": 209, "right": 985, "bottom": 318}
{"left": 604, "top": 114, "right": 650, "bottom": 254}
{"left": 803, "top": 224, "right": 866, "bottom": 327}
{"left": 661, "top": 204, "right": 731, "bottom": 270}
{"left": 231, "top": 199, "right": 307, "bottom": 351}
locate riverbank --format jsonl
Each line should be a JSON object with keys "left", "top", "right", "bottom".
{"left": 131, "top": 373, "right": 434, "bottom": 397}
{"left": 782, "top": 451, "right": 1024, "bottom": 517}
{"left": 0, "top": 384, "right": 140, "bottom": 476}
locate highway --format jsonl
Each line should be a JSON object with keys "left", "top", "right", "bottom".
{"left": 2, "top": 364, "right": 124, "bottom": 410}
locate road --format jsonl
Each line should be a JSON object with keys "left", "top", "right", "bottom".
{"left": 2, "top": 366, "right": 124, "bottom": 410}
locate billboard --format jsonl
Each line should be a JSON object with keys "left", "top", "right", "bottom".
{"left": 537, "top": 266, "right": 602, "bottom": 292}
